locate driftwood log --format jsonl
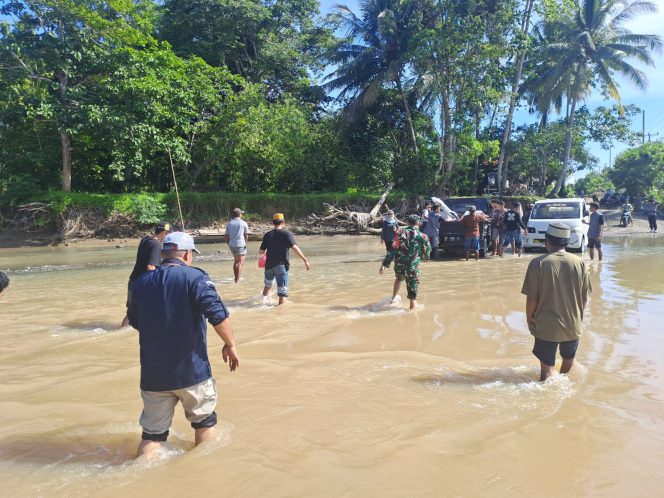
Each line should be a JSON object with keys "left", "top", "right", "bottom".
{"left": 304, "top": 183, "right": 407, "bottom": 234}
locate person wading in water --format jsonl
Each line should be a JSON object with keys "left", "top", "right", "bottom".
{"left": 121, "top": 221, "right": 171, "bottom": 328}
{"left": 128, "top": 232, "right": 239, "bottom": 458}
{"left": 379, "top": 215, "right": 431, "bottom": 310}
{"left": 259, "top": 213, "right": 310, "bottom": 305}
{"left": 0, "top": 271, "right": 9, "bottom": 297}
{"left": 521, "top": 223, "right": 591, "bottom": 381}
{"left": 225, "top": 208, "right": 249, "bottom": 283}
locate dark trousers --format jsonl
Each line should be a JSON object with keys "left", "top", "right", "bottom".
{"left": 648, "top": 215, "right": 658, "bottom": 231}
{"left": 384, "top": 240, "right": 393, "bottom": 251}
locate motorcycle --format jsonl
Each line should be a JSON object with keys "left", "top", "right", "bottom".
{"left": 620, "top": 209, "right": 633, "bottom": 227}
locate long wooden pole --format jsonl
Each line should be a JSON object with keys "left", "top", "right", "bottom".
{"left": 167, "top": 148, "right": 186, "bottom": 231}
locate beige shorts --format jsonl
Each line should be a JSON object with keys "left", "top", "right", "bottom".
{"left": 140, "top": 377, "right": 217, "bottom": 438}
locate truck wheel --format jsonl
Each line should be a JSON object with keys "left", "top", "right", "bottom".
{"left": 570, "top": 237, "right": 585, "bottom": 253}
{"left": 524, "top": 247, "right": 533, "bottom": 253}
{"left": 479, "top": 236, "right": 489, "bottom": 258}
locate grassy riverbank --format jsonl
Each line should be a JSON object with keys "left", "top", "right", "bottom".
{"left": 1, "top": 191, "right": 543, "bottom": 247}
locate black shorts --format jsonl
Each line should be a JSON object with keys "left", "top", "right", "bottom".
{"left": 532, "top": 338, "right": 579, "bottom": 367}
{"left": 588, "top": 238, "right": 601, "bottom": 249}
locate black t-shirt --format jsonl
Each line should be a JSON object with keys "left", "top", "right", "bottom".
{"left": 504, "top": 210, "right": 526, "bottom": 231}
{"left": 260, "top": 229, "right": 296, "bottom": 270}
{"left": 129, "top": 236, "right": 162, "bottom": 281}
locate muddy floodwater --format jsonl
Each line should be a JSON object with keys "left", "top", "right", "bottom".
{"left": 0, "top": 235, "right": 663, "bottom": 497}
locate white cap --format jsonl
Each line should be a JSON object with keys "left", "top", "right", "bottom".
{"left": 546, "top": 222, "right": 571, "bottom": 239}
{"left": 162, "top": 232, "right": 201, "bottom": 254}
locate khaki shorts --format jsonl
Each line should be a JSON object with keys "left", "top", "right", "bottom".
{"left": 140, "top": 378, "right": 217, "bottom": 439}
{"left": 229, "top": 246, "right": 247, "bottom": 257}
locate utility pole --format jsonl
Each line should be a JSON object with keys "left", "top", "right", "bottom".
{"left": 642, "top": 110, "right": 645, "bottom": 144}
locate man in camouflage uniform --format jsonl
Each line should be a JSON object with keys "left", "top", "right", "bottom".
{"left": 379, "top": 215, "right": 432, "bottom": 310}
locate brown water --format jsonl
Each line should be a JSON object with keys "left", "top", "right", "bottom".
{"left": 1, "top": 235, "right": 663, "bottom": 497}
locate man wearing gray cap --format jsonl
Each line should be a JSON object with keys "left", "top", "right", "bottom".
{"left": 521, "top": 222, "right": 591, "bottom": 381}
{"left": 128, "top": 232, "right": 239, "bottom": 458}
{"left": 225, "top": 208, "right": 249, "bottom": 283}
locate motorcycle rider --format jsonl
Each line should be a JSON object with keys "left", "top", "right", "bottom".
{"left": 620, "top": 200, "right": 633, "bottom": 227}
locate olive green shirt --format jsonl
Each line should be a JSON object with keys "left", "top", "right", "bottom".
{"left": 521, "top": 251, "right": 591, "bottom": 342}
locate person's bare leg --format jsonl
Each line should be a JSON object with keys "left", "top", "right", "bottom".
{"left": 392, "top": 279, "right": 402, "bottom": 302}
{"left": 517, "top": 246, "right": 522, "bottom": 257}
{"left": 233, "top": 255, "right": 245, "bottom": 282}
{"left": 233, "top": 256, "right": 240, "bottom": 282}
{"left": 560, "top": 358, "right": 575, "bottom": 375}
{"left": 474, "top": 250, "right": 479, "bottom": 261}
{"left": 121, "top": 315, "right": 129, "bottom": 328}
{"left": 409, "top": 298, "right": 417, "bottom": 310}
{"left": 464, "top": 250, "right": 469, "bottom": 261}
{"left": 597, "top": 248, "right": 603, "bottom": 262}
{"left": 136, "top": 440, "right": 162, "bottom": 459}
{"left": 511, "top": 242, "right": 516, "bottom": 255}
{"left": 263, "top": 286, "right": 271, "bottom": 296}
{"left": 539, "top": 362, "right": 556, "bottom": 381}
{"left": 589, "top": 247, "right": 595, "bottom": 260}
{"left": 491, "top": 239, "right": 498, "bottom": 256}
{"left": 278, "top": 295, "right": 288, "bottom": 305}
{"left": 195, "top": 427, "right": 215, "bottom": 446}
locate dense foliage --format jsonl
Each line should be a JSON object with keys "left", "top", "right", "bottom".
{"left": 609, "top": 142, "right": 664, "bottom": 201}
{"left": 0, "top": 0, "right": 661, "bottom": 203}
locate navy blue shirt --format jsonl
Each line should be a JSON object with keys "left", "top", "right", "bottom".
{"left": 128, "top": 259, "right": 230, "bottom": 391}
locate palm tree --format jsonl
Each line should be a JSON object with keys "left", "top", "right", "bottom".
{"left": 324, "top": 0, "right": 420, "bottom": 152}
{"left": 535, "top": 0, "right": 662, "bottom": 197}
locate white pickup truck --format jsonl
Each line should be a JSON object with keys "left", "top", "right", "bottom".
{"left": 523, "top": 198, "right": 589, "bottom": 253}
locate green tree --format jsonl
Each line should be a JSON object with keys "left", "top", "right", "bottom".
{"left": 574, "top": 171, "right": 614, "bottom": 195}
{"left": 609, "top": 142, "right": 664, "bottom": 197}
{"left": 206, "top": 86, "right": 315, "bottom": 192}
{"left": 0, "top": 0, "right": 155, "bottom": 191}
{"left": 533, "top": 0, "right": 662, "bottom": 197}
{"left": 411, "top": 0, "right": 517, "bottom": 187}
{"left": 158, "top": 0, "right": 331, "bottom": 102}
{"left": 324, "top": 0, "right": 422, "bottom": 153}
{"left": 80, "top": 46, "right": 244, "bottom": 191}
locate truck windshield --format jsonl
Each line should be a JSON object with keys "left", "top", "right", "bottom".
{"left": 444, "top": 199, "right": 487, "bottom": 214}
{"left": 530, "top": 202, "right": 581, "bottom": 219}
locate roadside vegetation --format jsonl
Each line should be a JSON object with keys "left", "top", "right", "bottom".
{"left": 0, "top": 0, "right": 662, "bottom": 214}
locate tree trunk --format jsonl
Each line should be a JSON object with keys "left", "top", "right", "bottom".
{"left": 396, "top": 78, "right": 418, "bottom": 153}
{"left": 501, "top": 151, "right": 510, "bottom": 192}
{"left": 56, "top": 66, "right": 71, "bottom": 192}
{"left": 550, "top": 65, "right": 584, "bottom": 197}
{"left": 472, "top": 109, "right": 481, "bottom": 186}
{"left": 61, "top": 131, "right": 72, "bottom": 191}
{"left": 496, "top": 0, "right": 534, "bottom": 192}
{"left": 369, "top": 182, "right": 395, "bottom": 217}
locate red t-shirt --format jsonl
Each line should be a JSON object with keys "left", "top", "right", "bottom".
{"left": 460, "top": 213, "right": 488, "bottom": 237}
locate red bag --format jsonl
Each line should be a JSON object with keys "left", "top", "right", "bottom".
{"left": 258, "top": 252, "right": 267, "bottom": 268}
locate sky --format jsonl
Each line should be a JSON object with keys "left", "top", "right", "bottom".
{"left": 319, "top": 0, "right": 664, "bottom": 179}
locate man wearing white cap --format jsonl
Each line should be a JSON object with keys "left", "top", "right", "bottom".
{"left": 128, "top": 232, "right": 240, "bottom": 458}
{"left": 521, "top": 222, "right": 591, "bottom": 381}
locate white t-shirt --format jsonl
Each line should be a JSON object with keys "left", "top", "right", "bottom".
{"left": 225, "top": 217, "right": 249, "bottom": 248}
